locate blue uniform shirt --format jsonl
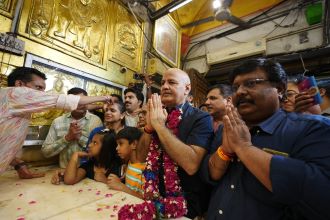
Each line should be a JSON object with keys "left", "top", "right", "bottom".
{"left": 202, "top": 110, "right": 330, "bottom": 220}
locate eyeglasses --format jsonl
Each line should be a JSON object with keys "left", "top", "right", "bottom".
{"left": 286, "top": 91, "right": 298, "bottom": 98}
{"left": 232, "top": 78, "right": 270, "bottom": 92}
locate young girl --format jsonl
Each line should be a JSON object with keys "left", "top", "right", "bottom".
{"left": 64, "top": 130, "right": 122, "bottom": 185}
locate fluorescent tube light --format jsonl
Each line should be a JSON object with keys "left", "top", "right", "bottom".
{"left": 169, "top": 0, "right": 193, "bottom": 13}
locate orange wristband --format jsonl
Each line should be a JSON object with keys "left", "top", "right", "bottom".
{"left": 217, "top": 147, "right": 232, "bottom": 161}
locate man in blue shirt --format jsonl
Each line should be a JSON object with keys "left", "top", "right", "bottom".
{"left": 146, "top": 68, "right": 213, "bottom": 218}
{"left": 202, "top": 58, "right": 330, "bottom": 220}
{"left": 318, "top": 79, "right": 330, "bottom": 117}
{"left": 205, "top": 84, "right": 232, "bottom": 132}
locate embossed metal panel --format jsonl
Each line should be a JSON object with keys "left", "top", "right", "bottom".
{"left": 108, "top": 1, "right": 143, "bottom": 72}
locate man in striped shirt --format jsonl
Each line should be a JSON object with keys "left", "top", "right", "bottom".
{"left": 0, "top": 67, "right": 111, "bottom": 179}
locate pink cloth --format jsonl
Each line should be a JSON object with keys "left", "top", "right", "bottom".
{"left": 0, "top": 87, "right": 80, "bottom": 173}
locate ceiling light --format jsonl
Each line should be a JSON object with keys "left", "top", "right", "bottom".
{"left": 213, "top": 0, "right": 222, "bottom": 9}
{"left": 169, "top": 0, "right": 193, "bottom": 12}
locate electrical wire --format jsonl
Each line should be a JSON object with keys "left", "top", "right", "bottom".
{"left": 323, "top": 0, "right": 330, "bottom": 45}
{"left": 262, "top": 13, "right": 290, "bottom": 38}
{"left": 265, "top": 6, "right": 301, "bottom": 28}
{"left": 263, "top": 0, "right": 300, "bottom": 38}
{"left": 183, "top": 0, "right": 304, "bottom": 64}
{"left": 182, "top": 0, "right": 304, "bottom": 66}
{"left": 249, "top": 0, "right": 288, "bottom": 22}
{"left": 299, "top": 53, "right": 309, "bottom": 76}
{"left": 188, "top": 0, "right": 288, "bottom": 44}
{"left": 224, "top": 36, "right": 248, "bottom": 43}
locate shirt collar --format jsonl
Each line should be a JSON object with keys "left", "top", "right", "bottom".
{"left": 125, "top": 109, "right": 140, "bottom": 117}
{"left": 321, "top": 107, "right": 330, "bottom": 115}
{"left": 253, "top": 109, "right": 286, "bottom": 135}
{"left": 67, "top": 111, "right": 90, "bottom": 120}
{"left": 166, "top": 102, "right": 188, "bottom": 113}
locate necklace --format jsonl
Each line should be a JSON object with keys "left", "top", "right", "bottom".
{"left": 118, "top": 107, "right": 187, "bottom": 219}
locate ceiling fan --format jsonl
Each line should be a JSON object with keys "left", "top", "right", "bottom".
{"left": 182, "top": 0, "right": 250, "bottom": 29}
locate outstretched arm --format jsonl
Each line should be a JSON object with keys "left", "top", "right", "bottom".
{"left": 9, "top": 87, "right": 111, "bottom": 114}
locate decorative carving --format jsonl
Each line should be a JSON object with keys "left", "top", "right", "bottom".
{"left": 86, "top": 81, "right": 121, "bottom": 97}
{"left": 0, "top": 0, "right": 14, "bottom": 17}
{"left": 0, "top": 73, "right": 7, "bottom": 88}
{"left": 0, "top": 0, "right": 10, "bottom": 10}
{"left": 27, "top": 0, "right": 107, "bottom": 65}
{"left": 109, "top": 2, "right": 143, "bottom": 72}
{"left": 118, "top": 24, "right": 138, "bottom": 59}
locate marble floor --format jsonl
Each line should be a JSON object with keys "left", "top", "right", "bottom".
{"left": 0, "top": 166, "right": 143, "bottom": 220}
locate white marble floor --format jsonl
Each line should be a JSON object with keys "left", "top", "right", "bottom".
{"left": 0, "top": 166, "right": 141, "bottom": 220}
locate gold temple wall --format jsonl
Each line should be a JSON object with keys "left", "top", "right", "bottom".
{"left": 0, "top": 0, "right": 146, "bottom": 87}
{"left": 0, "top": 0, "right": 148, "bottom": 164}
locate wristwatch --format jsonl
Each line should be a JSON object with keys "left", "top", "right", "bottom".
{"left": 14, "top": 162, "right": 26, "bottom": 170}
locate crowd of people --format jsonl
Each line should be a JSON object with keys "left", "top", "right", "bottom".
{"left": 0, "top": 58, "right": 330, "bottom": 220}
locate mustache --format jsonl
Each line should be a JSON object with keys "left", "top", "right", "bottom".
{"left": 125, "top": 101, "right": 131, "bottom": 105}
{"left": 235, "top": 97, "right": 255, "bottom": 107}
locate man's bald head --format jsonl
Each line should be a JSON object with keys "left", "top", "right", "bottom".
{"left": 165, "top": 68, "right": 191, "bottom": 84}
{"left": 161, "top": 68, "right": 191, "bottom": 107}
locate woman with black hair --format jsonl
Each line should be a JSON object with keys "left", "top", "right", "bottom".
{"left": 103, "top": 100, "right": 126, "bottom": 133}
{"left": 64, "top": 130, "right": 122, "bottom": 185}
{"left": 281, "top": 74, "right": 321, "bottom": 114}
{"left": 86, "top": 101, "right": 126, "bottom": 148}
